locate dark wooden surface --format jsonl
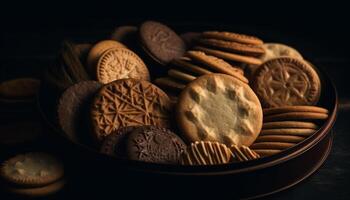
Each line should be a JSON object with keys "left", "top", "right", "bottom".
{"left": 1, "top": 15, "right": 350, "bottom": 199}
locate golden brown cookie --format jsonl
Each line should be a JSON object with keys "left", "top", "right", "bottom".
{"left": 96, "top": 48, "right": 150, "bottom": 84}
{"left": 171, "top": 57, "right": 213, "bottom": 75}
{"left": 260, "top": 43, "right": 303, "bottom": 63}
{"left": 252, "top": 57, "right": 321, "bottom": 108}
{"left": 260, "top": 128, "right": 317, "bottom": 136}
{"left": 202, "top": 31, "right": 264, "bottom": 45}
{"left": 197, "top": 38, "right": 265, "bottom": 56}
{"left": 176, "top": 74, "right": 262, "bottom": 147}
{"left": 91, "top": 79, "right": 172, "bottom": 142}
{"left": 180, "top": 141, "right": 233, "bottom": 165}
{"left": 262, "top": 121, "right": 319, "bottom": 129}
{"left": 263, "top": 106, "right": 329, "bottom": 116}
{"left": 87, "top": 40, "right": 126, "bottom": 74}
{"left": 263, "top": 112, "right": 329, "bottom": 122}
{"left": 186, "top": 51, "right": 248, "bottom": 83}
{"left": 193, "top": 46, "right": 263, "bottom": 65}
{"left": 154, "top": 77, "right": 186, "bottom": 91}
{"left": 230, "top": 144, "right": 260, "bottom": 162}
{"left": 250, "top": 142, "right": 295, "bottom": 150}
{"left": 253, "top": 149, "right": 281, "bottom": 157}
{"left": 255, "top": 135, "right": 305, "bottom": 143}
{"left": 167, "top": 69, "right": 196, "bottom": 83}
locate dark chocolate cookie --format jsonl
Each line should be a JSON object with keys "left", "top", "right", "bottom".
{"left": 126, "top": 126, "right": 186, "bottom": 164}
{"left": 57, "top": 81, "right": 102, "bottom": 145}
{"left": 139, "top": 21, "right": 186, "bottom": 65}
{"left": 100, "top": 126, "right": 138, "bottom": 158}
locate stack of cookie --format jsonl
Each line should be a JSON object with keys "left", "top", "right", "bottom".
{"left": 251, "top": 106, "right": 329, "bottom": 157}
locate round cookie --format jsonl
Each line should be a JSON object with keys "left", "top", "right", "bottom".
{"left": 126, "top": 126, "right": 186, "bottom": 164}
{"left": 100, "top": 126, "right": 138, "bottom": 158}
{"left": 260, "top": 128, "right": 317, "bottom": 136}
{"left": 176, "top": 73, "right": 263, "bottom": 147}
{"left": 91, "top": 79, "right": 172, "bottom": 142}
{"left": 96, "top": 48, "right": 150, "bottom": 84}
{"left": 255, "top": 135, "right": 305, "bottom": 143}
{"left": 139, "top": 21, "right": 186, "bottom": 65}
{"left": 262, "top": 121, "right": 319, "bottom": 129}
{"left": 202, "top": 31, "right": 264, "bottom": 45}
{"left": 0, "top": 78, "right": 40, "bottom": 99}
{"left": 87, "top": 40, "right": 126, "bottom": 74}
{"left": 252, "top": 57, "right": 321, "bottom": 108}
{"left": 167, "top": 69, "right": 196, "bottom": 83}
{"left": 250, "top": 142, "right": 295, "bottom": 150}
{"left": 186, "top": 51, "right": 248, "bottom": 83}
{"left": 263, "top": 112, "right": 329, "bottom": 122}
{"left": 263, "top": 106, "right": 328, "bottom": 116}
{"left": 253, "top": 149, "right": 281, "bottom": 157}
{"left": 57, "top": 81, "right": 102, "bottom": 144}
{"left": 180, "top": 141, "right": 233, "bottom": 165}
{"left": 1, "top": 152, "right": 64, "bottom": 187}
{"left": 260, "top": 43, "right": 303, "bottom": 63}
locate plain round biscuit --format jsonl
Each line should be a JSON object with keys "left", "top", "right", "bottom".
{"left": 253, "top": 149, "right": 281, "bottom": 157}
{"left": 255, "top": 135, "right": 305, "bottom": 143}
{"left": 263, "top": 112, "right": 329, "bottom": 122}
{"left": 263, "top": 106, "right": 329, "bottom": 116}
{"left": 177, "top": 73, "right": 262, "bottom": 147}
{"left": 260, "top": 128, "right": 317, "bottom": 136}
{"left": 262, "top": 121, "right": 319, "bottom": 129}
{"left": 250, "top": 142, "right": 295, "bottom": 150}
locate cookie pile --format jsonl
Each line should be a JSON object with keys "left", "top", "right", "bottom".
{"left": 39, "top": 20, "right": 330, "bottom": 166}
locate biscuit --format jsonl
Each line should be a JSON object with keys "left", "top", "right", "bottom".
{"left": 180, "top": 141, "right": 233, "bottom": 165}
{"left": 250, "top": 142, "right": 295, "bottom": 150}
{"left": 139, "top": 21, "right": 186, "bottom": 65}
{"left": 263, "top": 112, "right": 329, "bottom": 122}
{"left": 1, "top": 152, "right": 64, "bottom": 187}
{"left": 253, "top": 149, "right": 281, "bottom": 157}
{"left": 193, "top": 46, "right": 263, "bottom": 65}
{"left": 186, "top": 51, "right": 248, "bottom": 83}
{"left": 91, "top": 79, "right": 172, "bottom": 142}
{"left": 230, "top": 144, "right": 260, "bottom": 162}
{"left": 202, "top": 31, "right": 264, "bottom": 45}
{"left": 197, "top": 38, "right": 265, "bottom": 56}
{"left": 254, "top": 135, "right": 305, "bottom": 143}
{"left": 96, "top": 48, "right": 150, "bottom": 84}
{"left": 171, "top": 57, "right": 213, "bottom": 75}
{"left": 168, "top": 69, "right": 196, "bottom": 83}
{"left": 4, "top": 179, "right": 65, "bottom": 197}
{"left": 126, "top": 126, "right": 186, "bottom": 164}
{"left": 263, "top": 106, "right": 328, "bottom": 116}
{"left": 262, "top": 121, "right": 319, "bottom": 129}
{"left": 0, "top": 78, "right": 40, "bottom": 99}
{"left": 177, "top": 74, "right": 262, "bottom": 147}
{"left": 58, "top": 81, "right": 102, "bottom": 144}
{"left": 260, "top": 43, "right": 303, "bottom": 63}
{"left": 87, "top": 40, "right": 126, "bottom": 74}
{"left": 260, "top": 128, "right": 317, "bottom": 136}
{"left": 252, "top": 57, "right": 321, "bottom": 107}
{"left": 154, "top": 77, "right": 186, "bottom": 91}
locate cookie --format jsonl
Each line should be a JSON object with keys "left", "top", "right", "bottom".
{"left": 262, "top": 121, "right": 319, "bottom": 129}
{"left": 263, "top": 106, "right": 328, "bottom": 116}
{"left": 0, "top": 122, "right": 42, "bottom": 146}
{"left": 126, "top": 126, "right": 186, "bottom": 164}
{"left": 230, "top": 144, "right": 260, "bottom": 162}
{"left": 0, "top": 78, "right": 40, "bottom": 100}
{"left": 139, "top": 21, "right": 186, "bottom": 65}
{"left": 180, "top": 32, "right": 201, "bottom": 48}
{"left": 57, "top": 81, "right": 102, "bottom": 144}
{"left": 253, "top": 149, "right": 281, "bottom": 157}
{"left": 197, "top": 38, "right": 265, "bottom": 56}
{"left": 252, "top": 57, "right": 321, "bottom": 107}
{"left": 167, "top": 69, "right": 196, "bottom": 83}
{"left": 250, "top": 142, "right": 295, "bottom": 150}
{"left": 154, "top": 77, "right": 186, "bottom": 91}
{"left": 255, "top": 135, "right": 305, "bottom": 143}
{"left": 260, "top": 43, "right": 303, "bottom": 63}
{"left": 260, "top": 128, "right": 317, "bottom": 136}
{"left": 4, "top": 179, "right": 65, "bottom": 197}
{"left": 263, "top": 112, "right": 329, "bottom": 122}
{"left": 171, "top": 57, "right": 213, "bottom": 75}
{"left": 194, "top": 46, "right": 263, "bottom": 65}
{"left": 180, "top": 141, "right": 233, "bottom": 165}
{"left": 186, "top": 51, "right": 248, "bottom": 83}
{"left": 87, "top": 40, "right": 126, "bottom": 74}
{"left": 96, "top": 48, "right": 150, "bottom": 84}
{"left": 91, "top": 79, "right": 172, "bottom": 142}
{"left": 100, "top": 126, "right": 138, "bottom": 158}
{"left": 176, "top": 74, "right": 262, "bottom": 147}
{"left": 201, "top": 31, "right": 264, "bottom": 45}
{"left": 1, "top": 152, "right": 64, "bottom": 187}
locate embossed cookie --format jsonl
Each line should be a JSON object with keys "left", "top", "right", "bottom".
{"left": 176, "top": 74, "right": 263, "bottom": 147}
{"left": 96, "top": 48, "right": 150, "bottom": 84}
{"left": 87, "top": 40, "right": 126, "bottom": 74}
{"left": 252, "top": 57, "right": 321, "bottom": 108}
{"left": 1, "top": 152, "right": 64, "bottom": 187}
{"left": 180, "top": 141, "right": 233, "bottom": 165}
{"left": 91, "top": 79, "right": 172, "bottom": 142}
{"left": 230, "top": 144, "right": 260, "bottom": 162}
{"left": 202, "top": 31, "right": 264, "bottom": 45}
{"left": 126, "top": 126, "right": 186, "bottom": 164}
{"left": 186, "top": 51, "right": 248, "bottom": 83}
{"left": 260, "top": 43, "right": 303, "bottom": 63}
{"left": 139, "top": 21, "right": 186, "bottom": 65}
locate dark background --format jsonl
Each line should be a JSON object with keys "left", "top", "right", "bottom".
{"left": 1, "top": 1, "right": 350, "bottom": 199}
